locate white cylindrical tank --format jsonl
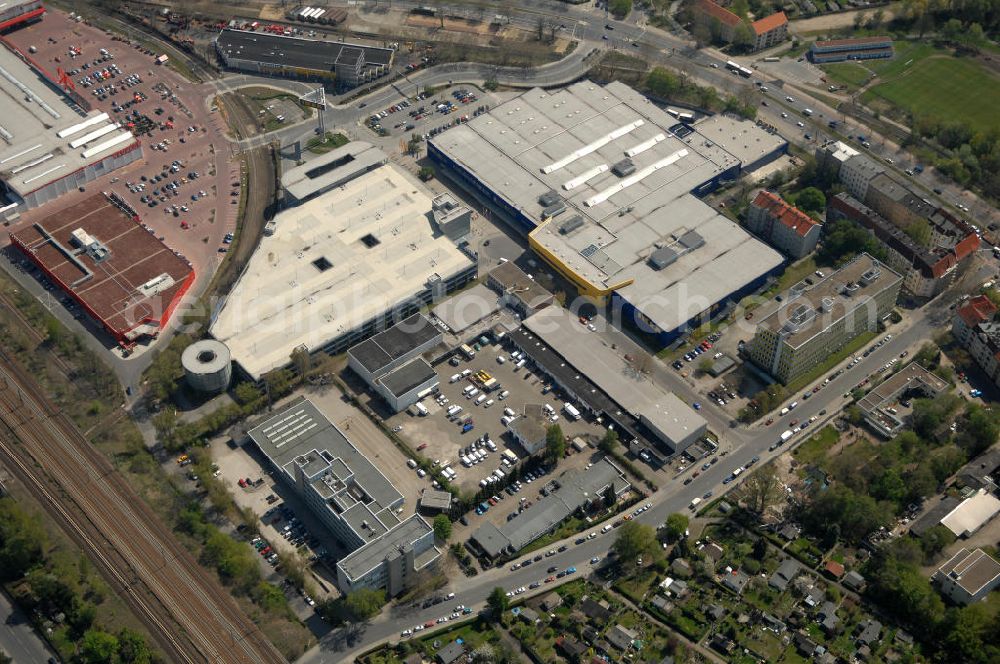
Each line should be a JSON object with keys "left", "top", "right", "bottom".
{"left": 181, "top": 339, "right": 232, "bottom": 393}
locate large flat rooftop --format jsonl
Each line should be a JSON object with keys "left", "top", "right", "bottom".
{"left": 337, "top": 514, "right": 437, "bottom": 582}
{"left": 209, "top": 164, "right": 474, "bottom": 380}
{"left": 215, "top": 28, "right": 393, "bottom": 71}
{"left": 755, "top": 253, "right": 901, "bottom": 348}
{"left": 429, "top": 80, "right": 784, "bottom": 332}
{"left": 248, "top": 399, "right": 403, "bottom": 541}
{"left": 10, "top": 195, "right": 193, "bottom": 340}
{"left": 281, "top": 141, "right": 387, "bottom": 202}
{"left": 522, "top": 307, "right": 706, "bottom": 444}
{"left": 0, "top": 44, "right": 138, "bottom": 199}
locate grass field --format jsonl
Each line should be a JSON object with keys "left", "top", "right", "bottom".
{"left": 856, "top": 42, "right": 1000, "bottom": 134}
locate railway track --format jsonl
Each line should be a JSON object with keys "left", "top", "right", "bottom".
{"left": 0, "top": 353, "right": 283, "bottom": 664}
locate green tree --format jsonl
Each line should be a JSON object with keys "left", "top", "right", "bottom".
{"left": 919, "top": 525, "right": 956, "bottom": 562}
{"left": 956, "top": 404, "right": 1000, "bottom": 457}
{"left": 117, "top": 628, "right": 152, "bottom": 664}
{"left": 905, "top": 218, "right": 932, "bottom": 247}
{"left": 545, "top": 424, "right": 565, "bottom": 462}
{"left": 483, "top": 77, "right": 498, "bottom": 92}
{"left": 698, "top": 358, "right": 714, "bottom": 375}
{"left": 871, "top": 468, "right": 906, "bottom": 504}
{"left": 732, "top": 20, "right": 754, "bottom": 51}
{"left": 79, "top": 630, "right": 120, "bottom": 664}
{"left": 818, "top": 219, "right": 882, "bottom": 265}
{"left": 663, "top": 513, "right": 689, "bottom": 542}
{"left": 290, "top": 346, "right": 312, "bottom": 375}
{"left": 487, "top": 586, "right": 509, "bottom": 616}
{"left": 609, "top": 0, "right": 632, "bottom": 19}
{"left": 645, "top": 68, "right": 679, "bottom": 98}
{"left": 612, "top": 520, "right": 658, "bottom": 563}
{"left": 234, "top": 382, "right": 261, "bottom": 405}
{"left": 795, "top": 187, "right": 826, "bottom": 214}
{"left": 418, "top": 166, "right": 435, "bottom": 181}
{"left": 0, "top": 498, "right": 47, "bottom": 581}
{"left": 599, "top": 428, "right": 619, "bottom": 454}
{"left": 433, "top": 514, "right": 452, "bottom": 542}
{"left": 344, "top": 588, "right": 386, "bottom": 621}
{"left": 0, "top": 650, "right": 11, "bottom": 664}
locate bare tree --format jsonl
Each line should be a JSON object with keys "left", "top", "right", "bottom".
{"left": 742, "top": 464, "right": 783, "bottom": 515}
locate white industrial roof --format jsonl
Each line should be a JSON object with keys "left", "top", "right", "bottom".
{"left": 523, "top": 306, "right": 706, "bottom": 443}
{"left": 0, "top": 47, "right": 137, "bottom": 198}
{"left": 430, "top": 80, "right": 785, "bottom": 334}
{"left": 210, "top": 164, "right": 474, "bottom": 380}
{"left": 280, "top": 140, "right": 387, "bottom": 201}
{"left": 940, "top": 490, "right": 1000, "bottom": 537}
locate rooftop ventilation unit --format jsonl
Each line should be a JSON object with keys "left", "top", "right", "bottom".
{"left": 538, "top": 190, "right": 560, "bottom": 207}
{"left": 611, "top": 158, "right": 635, "bottom": 177}
{"left": 820, "top": 296, "right": 835, "bottom": 313}
{"left": 559, "top": 215, "right": 584, "bottom": 235}
{"left": 542, "top": 202, "right": 567, "bottom": 220}
{"left": 648, "top": 246, "right": 678, "bottom": 270}
{"left": 678, "top": 230, "right": 705, "bottom": 251}
{"left": 860, "top": 267, "right": 881, "bottom": 285}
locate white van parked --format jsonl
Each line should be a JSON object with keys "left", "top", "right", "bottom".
{"left": 449, "top": 373, "right": 462, "bottom": 383}
{"left": 467, "top": 388, "right": 480, "bottom": 399}
{"left": 504, "top": 407, "right": 516, "bottom": 418}
{"left": 498, "top": 390, "right": 510, "bottom": 400}
{"left": 462, "top": 385, "right": 475, "bottom": 395}
{"left": 475, "top": 394, "right": 487, "bottom": 405}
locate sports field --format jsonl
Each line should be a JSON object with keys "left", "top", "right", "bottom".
{"left": 855, "top": 43, "right": 1000, "bottom": 133}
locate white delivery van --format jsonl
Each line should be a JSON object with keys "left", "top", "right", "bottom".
{"left": 462, "top": 385, "right": 475, "bottom": 395}
{"left": 414, "top": 402, "right": 429, "bottom": 416}
{"left": 450, "top": 373, "right": 462, "bottom": 383}
{"left": 689, "top": 497, "right": 702, "bottom": 510}
{"left": 484, "top": 399, "right": 494, "bottom": 408}
{"left": 467, "top": 388, "right": 480, "bottom": 399}
{"left": 498, "top": 390, "right": 510, "bottom": 400}
{"left": 475, "top": 394, "right": 487, "bottom": 405}
{"left": 500, "top": 415, "right": 514, "bottom": 426}
{"left": 504, "top": 407, "right": 516, "bottom": 418}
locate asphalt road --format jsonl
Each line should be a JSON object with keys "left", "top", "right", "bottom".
{"left": 0, "top": 589, "right": 55, "bottom": 664}
{"left": 299, "top": 284, "right": 951, "bottom": 662}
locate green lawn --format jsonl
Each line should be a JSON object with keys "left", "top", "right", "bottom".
{"left": 863, "top": 48, "right": 1000, "bottom": 134}
{"left": 821, "top": 62, "right": 872, "bottom": 90}
{"left": 306, "top": 132, "right": 350, "bottom": 154}
{"left": 792, "top": 425, "right": 839, "bottom": 467}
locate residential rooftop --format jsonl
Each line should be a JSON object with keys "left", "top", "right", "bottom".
{"left": 209, "top": 164, "right": 474, "bottom": 380}
{"left": 0, "top": 45, "right": 138, "bottom": 199}
{"left": 755, "top": 253, "right": 901, "bottom": 348}
{"left": 751, "top": 190, "right": 819, "bottom": 237}
{"left": 856, "top": 362, "right": 947, "bottom": 414}
{"left": 751, "top": 11, "right": 788, "bottom": 35}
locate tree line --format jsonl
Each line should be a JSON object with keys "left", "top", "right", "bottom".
{"left": 0, "top": 498, "right": 155, "bottom": 663}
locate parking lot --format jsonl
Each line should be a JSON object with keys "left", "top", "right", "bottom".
{"left": 2, "top": 10, "right": 237, "bottom": 296}
{"left": 364, "top": 86, "right": 489, "bottom": 139}
{"left": 388, "top": 334, "right": 602, "bottom": 495}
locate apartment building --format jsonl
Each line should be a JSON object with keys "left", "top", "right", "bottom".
{"left": 828, "top": 193, "right": 974, "bottom": 297}
{"left": 694, "top": 0, "right": 740, "bottom": 42}
{"left": 952, "top": 295, "right": 1000, "bottom": 387}
{"left": 746, "top": 190, "right": 821, "bottom": 259}
{"left": 751, "top": 12, "right": 788, "bottom": 51}
{"left": 748, "top": 254, "right": 902, "bottom": 384}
